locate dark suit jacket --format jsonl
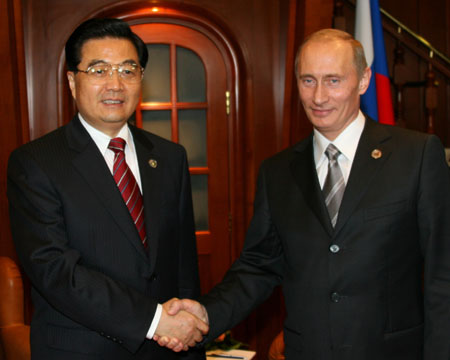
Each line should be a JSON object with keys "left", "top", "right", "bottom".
{"left": 7, "top": 116, "right": 205, "bottom": 360}
{"left": 201, "top": 118, "right": 450, "bottom": 360}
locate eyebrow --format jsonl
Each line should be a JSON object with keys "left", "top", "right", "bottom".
{"left": 86, "top": 59, "right": 107, "bottom": 68}
{"left": 299, "top": 73, "right": 343, "bottom": 79}
{"left": 121, "top": 59, "right": 140, "bottom": 66}
{"left": 86, "top": 59, "right": 139, "bottom": 67}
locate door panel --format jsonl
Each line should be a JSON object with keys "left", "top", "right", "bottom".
{"left": 131, "top": 23, "right": 230, "bottom": 293}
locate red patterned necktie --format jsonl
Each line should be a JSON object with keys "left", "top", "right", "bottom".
{"left": 108, "top": 137, "right": 147, "bottom": 248}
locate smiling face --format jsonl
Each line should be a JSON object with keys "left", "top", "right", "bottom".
{"left": 296, "top": 38, "right": 371, "bottom": 140}
{"left": 67, "top": 38, "right": 141, "bottom": 137}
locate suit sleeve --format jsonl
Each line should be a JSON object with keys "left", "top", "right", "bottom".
{"left": 200, "top": 162, "right": 285, "bottom": 341}
{"left": 418, "top": 135, "right": 450, "bottom": 359}
{"left": 7, "top": 148, "right": 156, "bottom": 354}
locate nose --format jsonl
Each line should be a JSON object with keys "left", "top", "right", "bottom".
{"left": 313, "top": 82, "right": 328, "bottom": 105}
{"left": 104, "top": 68, "right": 123, "bottom": 90}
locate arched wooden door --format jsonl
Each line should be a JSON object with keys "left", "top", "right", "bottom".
{"left": 131, "top": 23, "right": 230, "bottom": 293}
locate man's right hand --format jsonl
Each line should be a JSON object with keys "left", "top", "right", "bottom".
{"left": 154, "top": 298, "right": 209, "bottom": 352}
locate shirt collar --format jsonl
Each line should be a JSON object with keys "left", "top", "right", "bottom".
{"left": 313, "top": 110, "right": 366, "bottom": 167}
{"left": 78, "top": 113, "right": 132, "bottom": 155}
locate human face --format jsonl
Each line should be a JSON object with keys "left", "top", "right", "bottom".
{"left": 67, "top": 38, "right": 142, "bottom": 137}
{"left": 296, "top": 39, "right": 371, "bottom": 140}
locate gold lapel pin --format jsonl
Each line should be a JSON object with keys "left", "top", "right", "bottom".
{"left": 148, "top": 159, "right": 158, "bottom": 168}
{"left": 371, "top": 149, "right": 382, "bottom": 159}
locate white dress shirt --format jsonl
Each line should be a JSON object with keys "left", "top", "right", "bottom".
{"left": 313, "top": 110, "right": 366, "bottom": 189}
{"left": 78, "top": 114, "right": 142, "bottom": 191}
{"left": 78, "top": 114, "right": 162, "bottom": 339}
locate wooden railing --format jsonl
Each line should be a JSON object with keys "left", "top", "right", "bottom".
{"left": 333, "top": 0, "right": 450, "bottom": 137}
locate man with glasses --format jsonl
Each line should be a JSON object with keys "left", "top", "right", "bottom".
{"left": 7, "top": 18, "right": 207, "bottom": 360}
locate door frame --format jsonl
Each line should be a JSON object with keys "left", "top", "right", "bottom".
{"left": 132, "top": 22, "right": 230, "bottom": 292}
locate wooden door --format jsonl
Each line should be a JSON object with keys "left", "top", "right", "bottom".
{"left": 131, "top": 23, "right": 230, "bottom": 293}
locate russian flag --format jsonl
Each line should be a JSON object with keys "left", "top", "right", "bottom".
{"left": 355, "top": 0, "right": 395, "bottom": 125}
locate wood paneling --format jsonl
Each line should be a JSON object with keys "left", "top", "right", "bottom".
{"left": 342, "top": 0, "right": 450, "bottom": 146}
{"left": 381, "top": 0, "right": 448, "bottom": 53}
{"left": 385, "top": 0, "right": 449, "bottom": 145}
{"left": 0, "top": 0, "right": 29, "bottom": 263}
{"left": 284, "top": 0, "right": 335, "bottom": 147}
{"left": 0, "top": 0, "right": 32, "bottom": 328}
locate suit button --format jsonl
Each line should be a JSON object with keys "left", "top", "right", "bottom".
{"left": 150, "top": 273, "right": 158, "bottom": 281}
{"left": 329, "top": 244, "right": 340, "bottom": 253}
{"left": 330, "top": 292, "right": 340, "bottom": 303}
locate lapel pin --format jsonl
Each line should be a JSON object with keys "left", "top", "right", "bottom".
{"left": 371, "top": 149, "right": 382, "bottom": 159}
{"left": 148, "top": 159, "right": 158, "bottom": 168}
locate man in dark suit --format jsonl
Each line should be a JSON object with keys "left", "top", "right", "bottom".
{"left": 159, "top": 29, "right": 450, "bottom": 359}
{"left": 7, "top": 18, "right": 207, "bottom": 359}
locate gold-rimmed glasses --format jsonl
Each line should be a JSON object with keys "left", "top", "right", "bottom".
{"left": 76, "top": 63, "right": 144, "bottom": 84}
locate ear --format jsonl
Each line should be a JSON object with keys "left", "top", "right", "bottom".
{"left": 358, "top": 67, "right": 372, "bottom": 95}
{"left": 67, "top": 71, "right": 77, "bottom": 100}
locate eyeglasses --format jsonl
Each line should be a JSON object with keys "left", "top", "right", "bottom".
{"left": 76, "top": 63, "right": 144, "bottom": 84}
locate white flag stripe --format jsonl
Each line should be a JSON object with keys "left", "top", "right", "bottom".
{"left": 355, "top": 0, "right": 374, "bottom": 67}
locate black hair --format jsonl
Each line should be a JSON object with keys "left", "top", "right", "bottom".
{"left": 65, "top": 18, "right": 148, "bottom": 72}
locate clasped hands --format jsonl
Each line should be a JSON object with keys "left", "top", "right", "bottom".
{"left": 154, "top": 298, "right": 209, "bottom": 352}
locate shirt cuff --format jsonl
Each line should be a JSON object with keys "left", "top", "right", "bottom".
{"left": 146, "top": 303, "right": 162, "bottom": 339}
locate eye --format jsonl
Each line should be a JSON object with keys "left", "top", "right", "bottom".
{"left": 120, "top": 65, "right": 138, "bottom": 78}
{"left": 89, "top": 66, "right": 107, "bottom": 76}
{"left": 301, "top": 78, "right": 315, "bottom": 87}
{"left": 328, "top": 78, "right": 340, "bottom": 85}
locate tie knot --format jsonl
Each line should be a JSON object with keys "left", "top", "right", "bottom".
{"left": 108, "top": 137, "right": 126, "bottom": 154}
{"left": 325, "top": 143, "right": 341, "bottom": 161}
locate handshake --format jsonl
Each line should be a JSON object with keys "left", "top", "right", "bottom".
{"left": 153, "top": 298, "right": 209, "bottom": 352}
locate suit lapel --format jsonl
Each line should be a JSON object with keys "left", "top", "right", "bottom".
{"left": 290, "top": 136, "right": 334, "bottom": 236}
{"left": 334, "top": 118, "right": 393, "bottom": 235}
{"left": 65, "top": 117, "right": 149, "bottom": 262}
{"left": 130, "top": 126, "right": 164, "bottom": 273}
